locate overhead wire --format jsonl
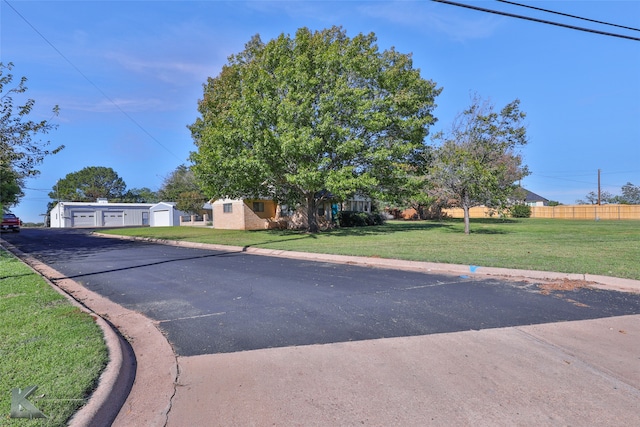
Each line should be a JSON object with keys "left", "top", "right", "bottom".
{"left": 432, "top": 0, "right": 640, "bottom": 42}
{"left": 496, "top": 0, "right": 640, "bottom": 33}
{"left": 3, "top": 0, "right": 183, "bottom": 161}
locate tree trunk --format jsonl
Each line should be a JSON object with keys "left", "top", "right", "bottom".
{"left": 306, "top": 194, "right": 318, "bottom": 233}
{"left": 463, "top": 192, "right": 471, "bottom": 235}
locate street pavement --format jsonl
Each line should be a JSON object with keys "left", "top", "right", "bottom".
{"left": 2, "top": 229, "right": 639, "bottom": 426}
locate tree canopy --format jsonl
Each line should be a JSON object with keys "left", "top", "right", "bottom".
{"left": 429, "top": 96, "right": 529, "bottom": 234}
{"left": 619, "top": 182, "right": 640, "bottom": 204}
{"left": 577, "top": 182, "right": 640, "bottom": 205}
{"left": 158, "top": 164, "right": 207, "bottom": 214}
{"left": 189, "top": 26, "right": 440, "bottom": 232}
{"left": 1, "top": 62, "right": 63, "bottom": 214}
{"left": 122, "top": 187, "right": 160, "bottom": 204}
{"left": 49, "top": 166, "right": 127, "bottom": 202}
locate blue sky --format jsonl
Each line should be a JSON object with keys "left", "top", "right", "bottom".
{"left": 2, "top": 0, "right": 639, "bottom": 223}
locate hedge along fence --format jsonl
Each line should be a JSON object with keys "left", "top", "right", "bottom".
{"left": 443, "top": 205, "right": 640, "bottom": 220}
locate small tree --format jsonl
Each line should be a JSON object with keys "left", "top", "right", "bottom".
{"left": 430, "top": 95, "right": 529, "bottom": 234}
{"left": 576, "top": 190, "right": 615, "bottom": 205}
{"left": 578, "top": 183, "right": 640, "bottom": 205}
{"left": 1, "top": 62, "right": 63, "bottom": 215}
{"left": 617, "top": 182, "right": 640, "bottom": 204}
{"left": 158, "top": 164, "right": 207, "bottom": 214}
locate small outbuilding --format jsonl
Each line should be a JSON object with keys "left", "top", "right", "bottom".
{"left": 149, "top": 202, "right": 187, "bottom": 227}
{"left": 49, "top": 199, "right": 153, "bottom": 228}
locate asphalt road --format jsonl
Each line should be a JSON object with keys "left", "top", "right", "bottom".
{"left": 4, "top": 228, "right": 640, "bottom": 357}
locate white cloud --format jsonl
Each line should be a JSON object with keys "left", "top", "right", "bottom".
{"left": 62, "top": 96, "right": 165, "bottom": 114}
{"left": 104, "top": 52, "right": 213, "bottom": 83}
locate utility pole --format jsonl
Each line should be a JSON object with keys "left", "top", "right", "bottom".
{"left": 597, "top": 169, "right": 601, "bottom": 205}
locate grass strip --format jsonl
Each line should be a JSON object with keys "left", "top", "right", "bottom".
{"left": 99, "top": 218, "right": 640, "bottom": 280}
{"left": 0, "top": 249, "right": 108, "bottom": 426}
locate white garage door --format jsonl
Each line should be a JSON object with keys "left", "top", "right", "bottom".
{"left": 72, "top": 211, "right": 95, "bottom": 227}
{"left": 152, "top": 210, "right": 171, "bottom": 226}
{"left": 103, "top": 211, "right": 124, "bottom": 227}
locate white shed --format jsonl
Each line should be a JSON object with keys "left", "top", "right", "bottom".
{"left": 149, "top": 202, "right": 186, "bottom": 227}
{"left": 49, "top": 200, "right": 153, "bottom": 228}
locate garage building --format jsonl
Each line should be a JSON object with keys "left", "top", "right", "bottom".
{"left": 49, "top": 199, "right": 153, "bottom": 228}
{"left": 149, "top": 202, "right": 187, "bottom": 227}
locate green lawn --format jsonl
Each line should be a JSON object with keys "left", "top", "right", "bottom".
{"left": 0, "top": 250, "right": 108, "bottom": 426}
{"left": 101, "top": 218, "right": 640, "bottom": 280}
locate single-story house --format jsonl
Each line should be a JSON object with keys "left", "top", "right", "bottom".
{"left": 516, "top": 188, "right": 549, "bottom": 207}
{"left": 212, "top": 198, "right": 279, "bottom": 230}
{"left": 149, "top": 202, "right": 188, "bottom": 227}
{"left": 212, "top": 194, "right": 373, "bottom": 230}
{"left": 49, "top": 199, "right": 153, "bottom": 228}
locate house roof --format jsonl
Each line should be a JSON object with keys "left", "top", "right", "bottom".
{"left": 151, "top": 202, "right": 177, "bottom": 208}
{"left": 520, "top": 188, "right": 548, "bottom": 203}
{"left": 53, "top": 201, "right": 154, "bottom": 208}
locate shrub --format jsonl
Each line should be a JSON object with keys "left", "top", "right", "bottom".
{"left": 337, "top": 211, "right": 386, "bottom": 227}
{"left": 510, "top": 204, "right": 532, "bottom": 218}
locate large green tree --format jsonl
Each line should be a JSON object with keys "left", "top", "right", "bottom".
{"left": 158, "top": 164, "right": 207, "bottom": 214}
{"left": 430, "top": 96, "right": 529, "bottom": 234}
{"left": 190, "top": 26, "right": 440, "bottom": 232}
{"left": 1, "top": 62, "right": 63, "bottom": 215}
{"left": 49, "top": 166, "right": 127, "bottom": 202}
{"left": 122, "top": 187, "right": 159, "bottom": 203}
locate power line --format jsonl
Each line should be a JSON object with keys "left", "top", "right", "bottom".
{"left": 496, "top": 0, "right": 640, "bottom": 33}
{"left": 533, "top": 174, "right": 595, "bottom": 185}
{"left": 4, "top": 0, "right": 183, "bottom": 161}
{"left": 432, "top": 0, "right": 640, "bottom": 42}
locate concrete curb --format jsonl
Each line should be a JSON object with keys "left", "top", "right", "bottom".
{"left": 95, "top": 233, "right": 640, "bottom": 294}
{"left": 0, "top": 238, "right": 177, "bottom": 427}
{"left": 0, "top": 238, "right": 130, "bottom": 426}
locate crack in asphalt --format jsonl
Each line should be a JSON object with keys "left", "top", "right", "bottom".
{"left": 156, "top": 311, "right": 227, "bottom": 323}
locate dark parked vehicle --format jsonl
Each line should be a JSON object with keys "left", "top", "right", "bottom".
{"left": 1, "top": 212, "right": 21, "bottom": 232}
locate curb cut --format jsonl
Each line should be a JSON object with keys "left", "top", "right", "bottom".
{"left": 95, "top": 233, "right": 640, "bottom": 294}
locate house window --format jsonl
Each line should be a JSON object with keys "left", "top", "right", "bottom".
{"left": 279, "top": 205, "right": 290, "bottom": 217}
{"left": 223, "top": 203, "right": 233, "bottom": 213}
{"left": 253, "top": 202, "right": 265, "bottom": 212}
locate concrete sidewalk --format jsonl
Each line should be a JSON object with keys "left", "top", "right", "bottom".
{"left": 4, "top": 236, "right": 640, "bottom": 426}
{"left": 167, "top": 315, "right": 640, "bottom": 426}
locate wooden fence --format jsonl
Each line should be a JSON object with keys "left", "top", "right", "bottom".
{"left": 442, "top": 205, "right": 640, "bottom": 220}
